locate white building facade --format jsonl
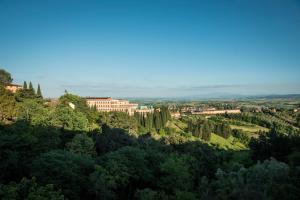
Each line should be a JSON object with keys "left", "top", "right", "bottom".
{"left": 85, "top": 97, "right": 138, "bottom": 116}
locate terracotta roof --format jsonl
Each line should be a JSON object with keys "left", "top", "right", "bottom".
{"left": 4, "top": 83, "right": 22, "bottom": 87}
{"left": 85, "top": 97, "right": 112, "bottom": 100}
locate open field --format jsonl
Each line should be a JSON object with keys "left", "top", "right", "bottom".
{"left": 229, "top": 124, "right": 269, "bottom": 133}
{"left": 210, "top": 133, "right": 246, "bottom": 151}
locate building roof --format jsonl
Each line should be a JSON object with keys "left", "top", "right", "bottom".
{"left": 4, "top": 83, "right": 22, "bottom": 87}
{"left": 85, "top": 97, "right": 112, "bottom": 100}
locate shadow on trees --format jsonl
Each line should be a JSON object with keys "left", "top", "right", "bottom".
{"left": 2, "top": 119, "right": 298, "bottom": 200}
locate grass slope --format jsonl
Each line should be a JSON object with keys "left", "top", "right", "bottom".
{"left": 210, "top": 133, "right": 246, "bottom": 150}
{"left": 230, "top": 124, "right": 269, "bottom": 134}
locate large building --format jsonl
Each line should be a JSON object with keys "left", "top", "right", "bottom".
{"left": 5, "top": 83, "right": 22, "bottom": 93}
{"left": 191, "top": 109, "right": 241, "bottom": 115}
{"left": 85, "top": 97, "right": 138, "bottom": 116}
{"left": 134, "top": 105, "right": 154, "bottom": 116}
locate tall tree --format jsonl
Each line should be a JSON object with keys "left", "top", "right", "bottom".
{"left": 37, "top": 84, "right": 42, "bottom": 98}
{"left": 23, "top": 81, "right": 28, "bottom": 90}
{"left": 0, "top": 69, "right": 13, "bottom": 85}
{"left": 297, "top": 114, "right": 300, "bottom": 128}
{"left": 154, "top": 111, "right": 162, "bottom": 131}
{"left": 29, "top": 81, "right": 35, "bottom": 93}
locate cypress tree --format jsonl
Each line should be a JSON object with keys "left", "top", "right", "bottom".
{"left": 202, "top": 131, "right": 211, "bottom": 141}
{"left": 145, "top": 113, "right": 153, "bottom": 131}
{"left": 29, "top": 81, "right": 35, "bottom": 93}
{"left": 154, "top": 111, "right": 162, "bottom": 131}
{"left": 141, "top": 115, "right": 145, "bottom": 127}
{"left": 23, "top": 81, "right": 27, "bottom": 90}
{"left": 202, "top": 121, "right": 211, "bottom": 141}
{"left": 193, "top": 125, "right": 202, "bottom": 138}
{"left": 92, "top": 104, "right": 97, "bottom": 111}
{"left": 188, "top": 121, "right": 193, "bottom": 132}
{"left": 37, "top": 84, "right": 43, "bottom": 98}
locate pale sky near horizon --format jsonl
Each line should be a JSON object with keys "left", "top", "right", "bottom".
{"left": 1, "top": 0, "right": 300, "bottom": 98}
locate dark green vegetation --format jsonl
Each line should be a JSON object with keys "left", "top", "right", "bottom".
{"left": 1, "top": 69, "right": 300, "bottom": 199}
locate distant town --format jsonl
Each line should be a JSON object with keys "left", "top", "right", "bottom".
{"left": 5, "top": 82, "right": 244, "bottom": 118}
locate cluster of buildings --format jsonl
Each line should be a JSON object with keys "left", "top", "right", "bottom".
{"left": 171, "top": 106, "right": 241, "bottom": 118}
{"left": 85, "top": 97, "right": 153, "bottom": 116}
{"left": 85, "top": 98, "right": 242, "bottom": 117}
{"left": 3, "top": 84, "right": 245, "bottom": 117}
{"left": 191, "top": 109, "right": 241, "bottom": 115}
{"left": 169, "top": 107, "right": 241, "bottom": 119}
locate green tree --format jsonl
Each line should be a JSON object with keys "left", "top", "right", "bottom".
{"left": 90, "top": 147, "right": 152, "bottom": 199}
{"left": 144, "top": 113, "right": 154, "bottom": 131}
{"left": 0, "top": 69, "right": 13, "bottom": 85}
{"left": 100, "top": 112, "right": 138, "bottom": 134}
{"left": 15, "top": 87, "right": 37, "bottom": 101}
{"left": 31, "top": 150, "right": 94, "bottom": 200}
{"left": 66, "top": 134, "right": 96, "bottom": 156}
{"left": 23, "top": 81, "right": 28, "bottom": 90}
{"left": 159, "top": 154, "right": 195, "bottom": 193}
{"left": 135, "top": 188, "right": 168, "bottom": 200}
{"left": 0, "top": 132, "right": 37, "bottom": 182}
{"left": 58, "top": 93, "right": 99, "bottom": 125}
{"left": 154, "top": 111, "right": 162, "bottom": 131}
{"left": 88, "top": 165, "right": 115, "bottom": 200}
{"left": 36, "top": 84, "right": 42, "bottom": 98}
{"left": 29, "top": 82, "right": 35, "bottom": 93}
{"left": 51, "top": 107, "right": 88, "bottom": 131}
{"left": 94, "top": 126, "right": 137, "bottom": 155}
{"left": 0, "top": 177, "right": 64, "bottom": 200}
{"left": 213, "top": 159, "right": 300, "bottom": 200}
{"left": 17, "top": 99, "right": 51, "bottom": 125}
{"left": 297, "top": 114, "right": 300, "bottom": 128}
{"left": 0, "top": 85, "right": 17, "bottom": 121}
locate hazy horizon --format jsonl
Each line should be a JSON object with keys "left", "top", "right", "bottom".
{"left": 1, "top": 0, "right": 300, "bottom": 98}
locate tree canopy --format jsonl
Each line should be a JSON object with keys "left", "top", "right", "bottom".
{"left": 0, "top": 69, "right": 13, "bottom": 85}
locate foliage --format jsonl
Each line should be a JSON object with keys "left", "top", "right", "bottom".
{"left": 297, "top": 114, "right": 300, "bottom": 128}
{"left": 0, "top": 124, "right": 40, "bottom": 183}
{"left": 17, "top": 99, "right": 51, "bottom": 126}
{"left": 31, "top": 150, "right": 94, "bottom": 199}
{"left": 158, "top": 154, "right": 195, "bottom": 192}
{"left": 210, "top": 159, "right": 300, "bottom": 200}
{"left": 36, "top": 84, "right": 42, "bottom": 98}
{"left": 51, "top": 106, "right": 89, "bottom": 131}
{"left": 90, "top": 146, "right": 153, "bottom": 199}
{"left": 0, "top": 69, "right": 13, "bottom": 85}
{"left": 187, "top": 119, "right": 212, "bottom": 141}
{"left": 0, "top": 85, "right": 17, "bottom": 121}
{"left": 15, "top": 87, "right": 39, "bottom": 101}
{"left": 135, "top": 106, "right": 171, "bottom": 133}
{"left": 249, "top": 128, "right": 300, "bottom": 163}
{"left": 99, "top": 112, "right": 138, "bottom": 134}
{"left": 232, "top": 129, "right": 250, "bottom": 145}
{"left": 0, "top": 177, "right": 64, "bottom": 200}
{"left": 94, "top": 126, "right": 138, "bottom": 155}
{"left": 66, "top": 134, "right": 96, "bottom": 156}
{"left": 58, "top": 93, "right": 99, "bottom": 125}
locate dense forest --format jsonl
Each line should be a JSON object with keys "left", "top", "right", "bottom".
{"left": 1, "top": 69, "right": 300, "bottom": 200}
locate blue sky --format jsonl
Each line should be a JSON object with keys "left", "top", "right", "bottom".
{"left": 0, "top": 0, "right": 300, "bottom": 98}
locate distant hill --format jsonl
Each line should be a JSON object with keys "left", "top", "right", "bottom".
{"left": 127, "top": 94, "right": 300, "bottom": 102}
